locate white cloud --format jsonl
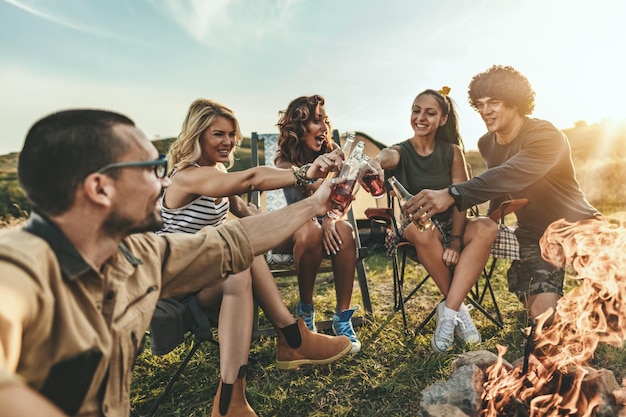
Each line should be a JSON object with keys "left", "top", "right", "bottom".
{"left": 3, "top": 0, "right": 150, "bottom": 45}
{"left": 151, "top": 0, "right": 299, "bottom": 45}
{"left": 152, "top": 0, "right": 234, "bottom": 42}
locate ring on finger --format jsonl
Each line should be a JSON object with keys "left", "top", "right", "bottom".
{"left": 331, "top": 178, "right": 336, "bottom": 185}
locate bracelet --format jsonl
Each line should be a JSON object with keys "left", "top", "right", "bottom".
{"left": 450, "top": 235, "right": 463, "bottom": 242}
{"left": 292, "top": 163, "right": 316, "bottom": 187}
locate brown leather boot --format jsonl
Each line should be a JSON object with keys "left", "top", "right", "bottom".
{"left": 211, "top": 365, "right": 258, "bottom": 417}
{"left": 275, "top": 318, "right": 352, "bottom": 371}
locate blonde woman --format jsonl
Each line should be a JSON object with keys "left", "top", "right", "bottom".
{"left": 160, "top": 99, "right": 351, "bottom": 417}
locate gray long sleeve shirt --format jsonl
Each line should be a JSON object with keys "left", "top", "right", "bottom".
{"left": 456, "top": 118, "right": 599, "bottom": 237}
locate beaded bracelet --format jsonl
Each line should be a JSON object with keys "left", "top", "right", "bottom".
{"left": 292, "top": 163, "right": 316, "bottom": 188}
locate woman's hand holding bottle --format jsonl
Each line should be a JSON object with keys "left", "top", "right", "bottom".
{"left": 359, "top": 155, "right": 385, "bottom": 199}
{"left": 327, "top": 141, "right": 365, "bottom": 218}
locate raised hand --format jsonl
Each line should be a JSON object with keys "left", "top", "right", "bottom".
{"left": 307, "top": 149, "right": 344, "bottom": 178}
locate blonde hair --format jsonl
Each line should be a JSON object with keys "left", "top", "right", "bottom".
{"left": 167, "top": 98, "right": 243, "bottom": 174}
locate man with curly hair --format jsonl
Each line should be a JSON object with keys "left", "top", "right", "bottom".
{"left": 406, "top": 65, "right": 600, "bottom": 325}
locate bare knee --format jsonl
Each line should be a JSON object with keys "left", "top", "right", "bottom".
{"left": 405, "top": 225, "right": 439, "bottom": 248}
{"left": 525, "top": 292, "right": 561, "bottom": 325}
{"left": 475, "top": 217, "right": 498, "bottom": 238}
{"left": 293, "top": 221, "right": 322, "bottom": 251}
{"left": 465, "top": 217, "right": 498, "bottom": 245}
{"left": 223, "top": 270, "right": 253, "bottom": 296}
{"left": 336, "top": 220, "right": 356, "bottom": 249}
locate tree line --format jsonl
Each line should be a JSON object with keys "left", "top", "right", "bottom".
{"left": 0, "top": 120, "right": 624, "bottom": 220}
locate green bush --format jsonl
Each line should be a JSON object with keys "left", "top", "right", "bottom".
{"left": 0, "top": 172, "right": 29, "bottom": 218}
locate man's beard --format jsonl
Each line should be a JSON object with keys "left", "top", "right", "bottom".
{"left": 103, "top": 209, "right": 163, "bottom": 237}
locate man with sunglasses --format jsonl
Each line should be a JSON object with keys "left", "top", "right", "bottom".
{"left": 0, "top": 109, "right": 341, "bottom": 416}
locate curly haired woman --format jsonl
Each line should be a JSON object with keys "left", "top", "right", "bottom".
{"left": 274, "top": 95, "right": 362, "bottom": 353}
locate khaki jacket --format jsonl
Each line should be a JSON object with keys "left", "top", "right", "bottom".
{"left": 0, "top": 212, "right": 253, "bottom": 417}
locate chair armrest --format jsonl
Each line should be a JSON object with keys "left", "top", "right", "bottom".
{"left": 365, "top": 207, "right": 400, "bottom": 241}
{"left": 364, "top": 207, "right": 394, "bottom": 223}
{"left": 488, "top": 198, "right": 528, "bottom": 222}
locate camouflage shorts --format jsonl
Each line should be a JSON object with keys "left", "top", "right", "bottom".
{"left": 506, "top": 229, "right": 564, "bottom": 301}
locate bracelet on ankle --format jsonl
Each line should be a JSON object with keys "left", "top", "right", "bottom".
{"left": 292, "top": 163, "right": 316, "bottom": 188}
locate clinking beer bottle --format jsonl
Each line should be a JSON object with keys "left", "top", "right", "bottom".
{"left": 326, "top": 132, "right": 356, "bottom": 181}
{"left": 360, "top": 155, "right": 385, "bottom": 198}
{"left": 327, "top": 141, "right": 365, "bottom": 218}
{"left": 387, "top": 176, "right": 433, "bottom": 232}
{"left": 341, "top": 132, "right": 356, "bottom": 156}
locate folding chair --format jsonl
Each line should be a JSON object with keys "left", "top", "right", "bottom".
{"left": 132, "top": 297, "right": 219, "bottom": 417}
{"left": 249, "top": 130, "right": 372, "bottom": 337}
{"left": 365, "top": 189, "right": 526, "bottom": 335}
{"left": 475, "top": 198, "right": 529, "bottom": 325}
{"left": 365, "top": 193, "right": 451, "bottom": 335}
{"left": 365, "top": 202, "right": 424, "bottom": 333}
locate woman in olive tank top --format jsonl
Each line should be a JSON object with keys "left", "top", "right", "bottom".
{"left": 367, "top": 88, "right": 498, "bottom": 354}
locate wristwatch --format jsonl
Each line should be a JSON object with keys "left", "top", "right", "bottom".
{"left": 448, "top": 185, "right": 462, "bottom": 208}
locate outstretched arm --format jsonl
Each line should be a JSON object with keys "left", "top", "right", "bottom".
{"left": 404, "top": 188, "right": 454, "bottom": 221}
{"left": 238, "top": 178, "right": 335, "bottom": 255}
{"left": 368, "top": 146, "right": 401, "bottom": 184}
{"left": 172, "top": 149, "right": 343, "bottom": 199}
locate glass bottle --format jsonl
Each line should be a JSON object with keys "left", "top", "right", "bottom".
{"left": 359, "top": 155, "right": 385, "bottom": 198}
{"left": 387, "top": 176, "right": 433, "bottom": 231}
{"left": 341, "top": 132, "right": 356, "bottom": 156}
{"left": 327, "top": 141, "right": 366, "bottom": 218}
{"left": 326, "top": 132, "right": 356, "bottom": 181}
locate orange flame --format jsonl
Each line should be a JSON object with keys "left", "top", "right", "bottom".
{"left": 482, "top": 215, "right": 626, "bottom": 416}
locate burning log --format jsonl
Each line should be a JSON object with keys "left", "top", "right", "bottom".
{"left": 419, "top": 217, "right": 626, "bottom": 417}
{"left": 480, "top": 217, "right": 626, "bottom": 417}
{"left": 419, "top": 351, "right": 624, "bottom": 417}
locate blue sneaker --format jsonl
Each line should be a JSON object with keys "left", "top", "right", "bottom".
{"left": 332, "top": 306, "right": 361, "bottom": 353}
{"left": 296, "top": 301, "right": 316, "bottom": 332}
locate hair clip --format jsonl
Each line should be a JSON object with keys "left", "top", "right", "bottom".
{"left": 438, "top": 86, "right": 451, "bottom": 96}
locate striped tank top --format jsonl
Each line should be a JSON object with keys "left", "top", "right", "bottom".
{"left": 159, "top": 165, "right": 230, "bottom": 234}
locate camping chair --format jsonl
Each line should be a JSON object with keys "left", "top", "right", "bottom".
{"left": 365, "top": 187, "right": 526, "bottom": 335}
{"left": 249, "top": 130, "right": 372, "bottom": 337}
{"left": 476, "top": 197, "right": 529, "bottom": 325}
{"left": 132, "top": 297, "right": 219, "bottom": 417}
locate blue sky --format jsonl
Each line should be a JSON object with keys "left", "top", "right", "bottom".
{"left": 1, "top": 0, "right": 625, "bottom": 155}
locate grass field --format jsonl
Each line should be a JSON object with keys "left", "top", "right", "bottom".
{"left": 130, "top": 243, "right": 626, "bottom": 417}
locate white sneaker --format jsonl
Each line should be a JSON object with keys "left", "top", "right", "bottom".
{"left": 431, "top": 301, "right": 459, "bottom": 354}
{"left": 455, "top": 304, "right": 481, "bottom": 344}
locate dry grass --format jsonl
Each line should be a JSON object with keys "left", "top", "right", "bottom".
{"left": 129, "top": 249, "right": 626, "bottom": 417}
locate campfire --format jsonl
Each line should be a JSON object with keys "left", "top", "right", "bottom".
{"left": 420, "top": 215, "right": 626, "bottom": 417}
{"left": 483, "top": 216, "right": 626, "bottom": 417}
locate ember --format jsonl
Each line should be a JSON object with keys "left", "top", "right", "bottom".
{"left": 482, "top": 216, "right": 626, "bottom": 417}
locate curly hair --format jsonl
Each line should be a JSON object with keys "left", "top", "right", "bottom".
{"left": 467, "top": 65, "right": 536, "bottom": 116}
{"left": 167, "top": 98, "right": 242, "bottom": 175}
{"left": 275, "top": 95, "right": 335, "bottom": 166}
{"left": 415, "top": 89, "right": 464, "bottom": 151}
